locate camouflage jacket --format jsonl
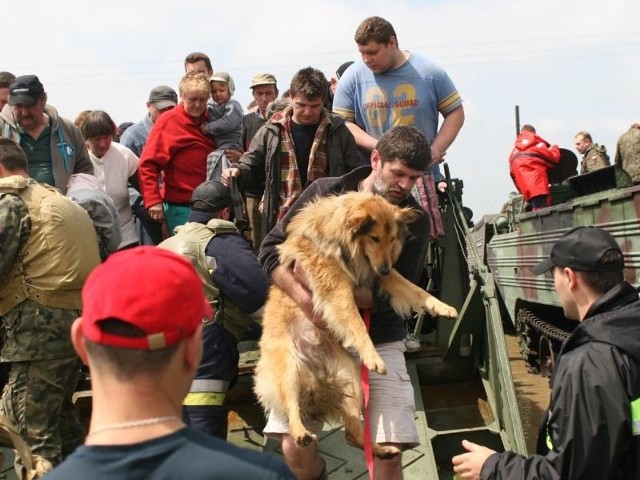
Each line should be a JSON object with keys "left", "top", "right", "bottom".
{"left": 580, "top": 144, "right": 610, "bottom": 174}
{"left": 1, "top": 300, "right": 78, "bottom": 361}
{"left": 615, "top": 127, "right": 640, "bottom": 183}
{"left": 0, "top": 189, "right": 31, "bottom": 281}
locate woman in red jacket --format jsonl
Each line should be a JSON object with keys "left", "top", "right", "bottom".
{"left": 508, "top": 124, "right": 560, "bottom": 210}
{"left": 139, "top": 72, "right": 216, "bottom": 235}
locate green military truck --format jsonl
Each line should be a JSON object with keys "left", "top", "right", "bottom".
{"left": 478, "top": 160, "right": 640, "bottom": 376}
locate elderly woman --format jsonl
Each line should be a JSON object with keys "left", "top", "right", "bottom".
{"left": 138, "top": 72, "right": 216, "bottom": 234}
{"left": 80, "top": 110, "right": 140, "bottom": 249}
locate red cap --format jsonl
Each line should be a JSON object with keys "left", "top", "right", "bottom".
{"left": 81, "top": 247, "right": 211, "bottom": 350}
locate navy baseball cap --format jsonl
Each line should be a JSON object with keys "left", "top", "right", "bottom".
{"left": 190, "top": 180, "right": 232, "bottom": 212}
{"left": 9, "top": 75, "right": 44, "bottom": 106}
{"left": 531, "top": 226, "right": 624, "bottom": 275}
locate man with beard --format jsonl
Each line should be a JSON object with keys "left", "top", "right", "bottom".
{"left": 0, "top": 75, "right": 93, "bottom": 194}
{"left": 574, "top": 131, "right": 609, "bottom": 174}
{"left": 258, "top": 125, "right": 430, "bottom": 480}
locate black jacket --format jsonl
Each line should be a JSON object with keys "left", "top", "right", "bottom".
{"left": 482, "top": 282, "right": 640, "bottom": 479}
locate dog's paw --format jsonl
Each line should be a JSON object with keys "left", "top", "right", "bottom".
{"left": 294, "top": 431, "right": 317, "bottom": 447}
{"left": 373, "top": 444, "right": 401, "bottom": 459}
{"left": 425, "top": 297, "right": 458, "bottom": 318}
{"left": 438, "top": 305, "right": 458, "bottom": 318}
{"left": 363, "top": 351, "right": 387, "bottom": 375}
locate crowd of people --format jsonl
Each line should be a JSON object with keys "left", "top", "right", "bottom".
{"left": 0, "top": 12, "right": 638, "bottom": 480}
{"left": 0, "top": 14, "right": 465, "bottom": 480}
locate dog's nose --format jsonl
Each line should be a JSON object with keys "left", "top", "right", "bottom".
{"left": 378, "top": 265, "right": 390, "bottom": 275}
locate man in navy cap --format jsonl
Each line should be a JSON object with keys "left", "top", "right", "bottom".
{"left": 452, "top": 226, "right": 640, "bottom": 480}
{"left": 0, "top": 75, "right": 93, "bottom": 194}
{"left": 158, "top": 180, "right": 268, "bottom": 439}
{"left": 120, "top": 85, "right": 178, "bottom": 158}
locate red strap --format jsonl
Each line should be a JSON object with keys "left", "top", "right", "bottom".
{"left": 361, "top": 309, "right": 374, "bottom": 480}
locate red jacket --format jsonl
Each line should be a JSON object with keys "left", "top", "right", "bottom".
{"left": 508, "top": 131, "right": 560, "bottom": 201}
{"left": 139, "top": 105, "right": 216, "bottom": 206}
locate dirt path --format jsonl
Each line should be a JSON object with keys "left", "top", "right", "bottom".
{"left": 505, "top": 330, "right": 551, "bottom": 454}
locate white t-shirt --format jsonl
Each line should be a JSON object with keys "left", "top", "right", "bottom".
{"left": 90, "top": 142, "right": 139, "bottom": 248}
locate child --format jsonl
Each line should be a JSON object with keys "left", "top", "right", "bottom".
{"left": 203, "top": 72, "right": 245, "bottom": 183}
{"left": 202, "top": 71, "right": 244, "bottom": 152}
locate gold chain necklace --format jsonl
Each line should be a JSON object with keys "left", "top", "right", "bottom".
{"left": 86, "top": 415, "right": 180, "bottom": 438}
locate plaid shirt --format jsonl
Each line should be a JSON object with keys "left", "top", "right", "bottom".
{"left": 271, "top": 107, "right": 330, "bottom": 220}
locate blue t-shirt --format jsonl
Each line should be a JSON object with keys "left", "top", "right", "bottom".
{"left": 44, "top": 427, "right": 295, "bottom": 480}
{"left": 333, "top": 52, "right": 462, "bottom": 178}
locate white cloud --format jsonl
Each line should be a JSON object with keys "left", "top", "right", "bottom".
{"left": 4, "top": 0, "right": 640, "bottom": 218}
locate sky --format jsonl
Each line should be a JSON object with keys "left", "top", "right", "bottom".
{"left": 4, "top": 0, "right": 640, "bottom": 220}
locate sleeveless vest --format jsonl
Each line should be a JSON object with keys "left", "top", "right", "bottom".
{"left": 0, "top": 176, "right": 101, "bottom": 314}
{"left": 158, "top": 219, "right": 251, "bottom": 329}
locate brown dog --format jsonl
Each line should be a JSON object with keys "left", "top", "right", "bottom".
{"left": 254, "top": 192, "right": 457, "bottom": 459}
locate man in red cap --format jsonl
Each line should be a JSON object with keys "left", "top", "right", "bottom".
{"left": 46, "top": 246, "right": 294, "bottom": 479}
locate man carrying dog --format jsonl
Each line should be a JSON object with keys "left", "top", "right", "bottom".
{"left": 259, "top": 125, "right": 431, "bottom": 480}
{"left": 452, "top": 226, "right": 640, "bottom": 480}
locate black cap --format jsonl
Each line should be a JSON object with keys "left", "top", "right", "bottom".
{"left": 8, "top": 75, "right": 44, "bottom": 106}
{"left": 531, "top": 227, "right": 624, "bottom": 275}
{"left": 335, "top": 61, "right": 354, "bottom": 80}
{"left": 190, "top": 180, "right": 233, "bottom": 211}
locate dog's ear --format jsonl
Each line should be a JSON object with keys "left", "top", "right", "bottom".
{"left": 396, "top": 207, "right": 421, "bottom": 241}
{"left": 396, "top": 207, "right": 421, "bottom": 226}
{"left": 348, "top": 209, "right": 376, "bottom": 237}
